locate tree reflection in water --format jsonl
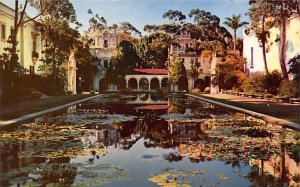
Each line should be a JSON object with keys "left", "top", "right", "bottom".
{"left": 0, "top": 95, "right": 299, "bottom": 186}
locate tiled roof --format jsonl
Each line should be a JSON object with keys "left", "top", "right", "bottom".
{"left": 133, "top": 69, "right": 168, "bottom": 75}
{"left": 134, "top": 105, "right": 168, "bottom": 110}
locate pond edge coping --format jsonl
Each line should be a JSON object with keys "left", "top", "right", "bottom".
{"left": 0, "top": 94, "right": 103, "bottom": 128}
{"left": 187, "top": 94, "right": 300, "bottom": 130}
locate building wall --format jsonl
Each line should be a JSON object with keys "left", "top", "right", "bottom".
{"left": 0, "top": 2, "right": 43, "bottom": 74}
{"left": 170, "top": 34, "right": 211, "bottom": 91}
{"left": 243, "top": 16, "right": 300, "bottom": 76}
{"left": 89, "top": 28, "right": 119, "bottom": 91}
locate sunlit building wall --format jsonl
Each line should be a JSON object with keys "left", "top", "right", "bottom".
{"left": 243, "top": 16, "right": 300, "bottom": 76}
{"left": 0, "top": 2, "right": 43, "bottom": 74}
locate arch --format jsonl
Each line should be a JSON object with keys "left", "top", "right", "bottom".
{"left": 150, "top": 78, "right": 160, "bottom": 90}
{"left": 204, "top": 76, "right": 210, "bottom": 87}
{"left": 128, "top": 78, "right": 138, "bottom": 89}
{"left": 194, "top": 79, "right": 205, "bottom": 91}
{"left": 161, "top": 78, "right": 169, "bottom": 88}
{"left": 99, "top": 78, "right": 109, "bottom": 92}
{"left": 139, "top": 78, "right": 149, "bottom": 90}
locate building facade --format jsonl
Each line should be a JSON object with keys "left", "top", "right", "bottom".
{"left": 170, "top": 34, "right": 211, "bottom": 91}
{"left": 88, "top": 28, "right": 119, "bottom": 91}
{"left": 243, "top": 16, "right": 300, "bottom": 76}
{"left": 0, "top": 2, "right": 43, "bottom": 75}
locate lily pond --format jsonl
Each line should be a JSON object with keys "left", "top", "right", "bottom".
{"left": 0, "top": 94, "right": 299, "bottom": 187}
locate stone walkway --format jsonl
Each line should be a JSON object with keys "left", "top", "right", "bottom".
{"left": 199, "top": 93, "right": 300, "bottom": 124}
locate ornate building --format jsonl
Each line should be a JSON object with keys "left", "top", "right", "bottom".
{"left": 170, "top": 34, "right": 211, "bottom": 92}
{"left": 88, "top": 28, "right": 119, "bottom": 91}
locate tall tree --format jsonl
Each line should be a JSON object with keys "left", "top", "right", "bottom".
{"left": 39, "top": 1, "right": 79, "bottom": 94}
{"left": 169, "top": 54, "right": 188, "bottom": 91}
{"left": 248, "top": 0, "right": 273, "bottom": 74}
{"left": 87, "top": 9, "right": 107, "bottom": 31}
{"left": 188, "top": 9, "right": 232, "bottom": 56}
{"left": 223, "top": 14, "right": 248, "bottom": 52}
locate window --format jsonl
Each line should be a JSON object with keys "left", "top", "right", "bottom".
{"left": 250, "top": 47, "right": 254, "bottom": 68}
{"left": 185, "top": 43, "right": 188, "bottom": 48}
{"left": 30, "top": 66, "right": 35, "bottom": 75}
{"left": 103, "top": 40, "right": 108, "bottom": 48}
{"left": 32, "top": 34, "right": 37, "bottom": 52}
{"left": 104, "top": 60, "right": 108, "bottom": 68}
{"left": 1, "top": 24, "right": 6, "bottom": 41}
{"left": 10, "top": 26, "right": 14, "bottom": 38}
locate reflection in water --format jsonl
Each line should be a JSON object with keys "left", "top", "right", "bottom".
{"left": 0, "top": 95, "right": 299, "bottom": 186}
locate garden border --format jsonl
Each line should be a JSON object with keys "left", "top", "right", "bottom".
{"left": 0, "top": 94, "right": 103, "bottom": 128}
{"left": 187, "top": 94, "right": 300, "bottom": 130}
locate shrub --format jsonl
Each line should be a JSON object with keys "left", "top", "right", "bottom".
{"left": 265, "top": 70, "right": 283, "bottom": 95}
{"left": 242, "top": 72, "right": 266, "bottom": 93}
{"left": 121, "top": 88, "right": 133, "bottom": 95}
{"left": 156, "top": 87, "right": 168, "bottom": 96}
{"left": 279, "top": 80, "right": 300, "bottom": 97}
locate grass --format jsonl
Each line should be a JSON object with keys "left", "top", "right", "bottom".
{"left": 0, "top": 94, "right": 93, "bottom": 121}
{"left": 194, "top": 93, "right": 300, "bottom": 124}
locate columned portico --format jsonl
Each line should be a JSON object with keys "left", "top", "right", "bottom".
{"left": 125, "top": 69, "right": 168, "bottom": 91}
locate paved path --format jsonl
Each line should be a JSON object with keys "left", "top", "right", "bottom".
{"left": 0, "top": 94, "right": 92, "bottom": 121}
{"left": 198, "top": 93, "right": 300, "bottom": 125}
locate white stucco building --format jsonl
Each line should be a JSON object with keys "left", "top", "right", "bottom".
{"left": 243, "top": 15, "right": 300, "bottom": 76}
{"left": 0, "top": 2, "right": 43, "bottom": 75}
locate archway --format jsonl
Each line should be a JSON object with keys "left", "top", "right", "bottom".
{"left": 150, "top": 78, "right": 160, "bottom": 90}
{"left": 161, "top": 78, "right": 169, "bottom": 88}
{"left": 194, "top": 79, "right": 205, "bottom": 91}
{"left": 128, "top": 78, "right": 138, "bottom": 89}
{"left": 99, "top": 78, "right": 109, "bottom": 92}
{"left": 139, "top": 78, "right": 149, "bottom": 90}
{"left": 204, "top": 76, "right": 210, "bottom": 87}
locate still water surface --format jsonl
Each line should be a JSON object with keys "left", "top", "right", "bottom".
{"left": 0, "top": 94, "right": 299, "bottom": 186}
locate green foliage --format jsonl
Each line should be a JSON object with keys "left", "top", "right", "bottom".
{"left": 135, "top": 33, "right": 169, "bottom": 68}
{"left": 188, "top": 9, "right": 232, "bottom": 55}
{"left": 242, "top": 72, "right": 266, "bottom": 93}
{"left": 265, "top": 70, "right": 283, "bottom": 95}
{"left": 279, "top": 80, "right": 300, "bottom": 97}
{"left": 162, "top": 10, "right": 186, "bottom": 23}
{"left": 169, "top": 54, "right": 188, "bottom": 90}
{"left": 242, "top": 70, "right": 283, "bottom": 95}
{"left": 223, "top": 14, "right": 248, "bottom": 51}
{"left": 155, "top": 87, "right": 168, "bottom": 98}
{"left": 288, "top": 55, "right": 300, "bottom": 84}
{"left": 121, "top": 88, "right": 134, "bottom": 95}
{"left": 75, "top": 38, "right": 98, "bottom": 92}
{"left": 213, "top": 54, "right": 247, "bottom": 90}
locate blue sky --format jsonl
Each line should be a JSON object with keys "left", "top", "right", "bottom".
{"left": 2, "top": 0, "right": 250, "bottom": 37}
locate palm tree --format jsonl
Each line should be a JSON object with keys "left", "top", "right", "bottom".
{"left": 223, "top": 14, "right": 248, "bottom": 51}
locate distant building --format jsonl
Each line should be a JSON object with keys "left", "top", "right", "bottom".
{"left": 170, "top": 34, "right": 211, "bottom": 91}
{"left": 243, "top": 15, "right": 300, "bottom": 77}
{"left": 88, "top": 28, "right": 119, "bottom": 91}
{"left": 0, "top": 2, "right": 43, "bottom": 75}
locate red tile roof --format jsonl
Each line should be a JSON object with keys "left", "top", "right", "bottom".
{"left": 135, "top": 105, "right": 168, "bottom": 110}
{"left": 133, "top": 68, "right": 168, "bottom": 75}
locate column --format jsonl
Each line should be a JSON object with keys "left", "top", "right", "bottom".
{"left": 137, "top": 78, "right": 140, "bottom": 90}
{"left": 148, "top": 78, "right": 151, "bottom": 91}
{"left": 126, "top": 78, "right": 128, "bottom": 88}
{"left": 159, "top": 78, "right": 162, "bottom": 88}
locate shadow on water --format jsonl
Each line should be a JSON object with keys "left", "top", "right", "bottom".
{"left": 0, "top": 94, "right": 299, "bottom": 186}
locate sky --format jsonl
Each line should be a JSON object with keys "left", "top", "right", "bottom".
{"left": 2, "top": 0, "right": 250, "bottom": 37}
